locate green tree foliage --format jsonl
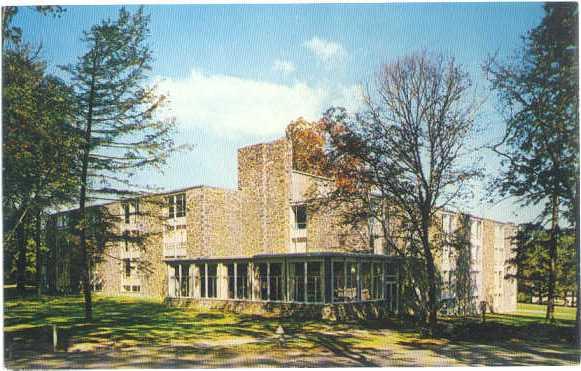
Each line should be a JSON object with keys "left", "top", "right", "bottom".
{"left": 512, "top": 224, "right": 577, "bottom": 306}
{"left": 485, "top": 3, "right": 578, "bottom": 322}
{"left": 62, "top": 7, "right": 179, "bottom": 320}
{"left": 2, "top": 15, "right": 81, "bottom": 295}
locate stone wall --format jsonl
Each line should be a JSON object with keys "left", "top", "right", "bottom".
{"left": 238, "top": 138, "right": 292, "bottom": 255}
{"left": 290, "top": 170, "right": 371, "bottom": 254}
{"left": 165, "top": 297, "right": 392, "bottom": 321}
{"left": 95, "top": 198, "right": 167, "bottom": 299}
{"left": 186, "top": 187, "right": 243, "bottom": 258}
{"left": 433, "top": 212, "right": 517, "bottom": 314}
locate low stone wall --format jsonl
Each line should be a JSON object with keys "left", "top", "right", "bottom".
{"left": 165, "top": 297, "right": 390, "bottom": 321}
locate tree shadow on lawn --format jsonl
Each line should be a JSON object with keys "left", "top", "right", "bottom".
{"left": 396, "top": 319, "right": 580, "bottom": 366}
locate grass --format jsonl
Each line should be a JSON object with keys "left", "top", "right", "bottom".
{"left": 4, "top": 294, "right": 580, "bottom": 368}
{"left": 516, "top": 302, "right": 577, "bottom": 321}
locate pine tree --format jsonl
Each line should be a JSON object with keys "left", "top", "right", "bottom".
{"left": 62, "top": 7, "right": 178, "bottom": 321}
{"left": 485, "top": 3, "right": 578, "bottom": 322}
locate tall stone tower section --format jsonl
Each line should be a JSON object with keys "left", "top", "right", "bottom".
{"left": 237, "top": 138, "right": 292, "bottom": 254}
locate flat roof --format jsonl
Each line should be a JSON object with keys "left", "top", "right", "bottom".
{"left": 164, "top": 252, "right": 409, "bottom": 264}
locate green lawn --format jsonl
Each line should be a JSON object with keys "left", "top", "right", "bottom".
{"left": 516, "top": 302, "right": 577, "bottom": 321}
{"left": 4, "top": 294, "right": 580, "bottom": 368}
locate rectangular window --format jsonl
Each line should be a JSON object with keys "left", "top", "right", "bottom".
{"left": 123, "top": 200, "right": 139, "bottom": 224}
{"left": 307, "top": 261, "right": 322, "bottom": 303}
{"left": 180, "top": 264, "right": 190, "bottom": 297}
{"left": 257, "top": 263, "right": 268, "bottom": 300}
{"left": 361, "top": 262, "right": 372, "bottom": 301}
{"left": 333, "top": 261, "right": 345, "bottom": 302}
{"left": 132, "top": 285, "right": 140, "bottom": 292}
{"left": 123, "top": 285, "right": 131, "bottom": 292}
{"left": 293, "top": 205, "right": 307, "bottom": 229}
{"left": 372, "top": 262, "right": 383, "bottom": 300}
{"left": 167, "top": 193, "right": 186, "bottom": 218}
{"left": 56, "top": 214, "right": 68, "bottom": 229}
{"left": 173, "top": 265, "right": 180, "bottom": 297}
{"left": 227, "top": 264, "right": 236, "bottom": 299}
{"left": 176, "top": 193, "right": 186, "bottom": 217}
{"left": 289, "top": 262, "right": 305, "bottom": 302}
{"left": 199, "top": 264, "right": 206, "bottom": 298}
{"left": 167, "top": 196, "right": 175, "bottom": 219}
{"left": 386, "top": 282, "right": 397, "bottom": 312}
{"left": 207, "top": 264, "right": 218, "bottom": 298}
{"left": 124, "top": 259, "right": 131, "bottom": 278}
{"left": 236, "top": 263, "right": 249, "bottom": 299}
{"left": 270, "top": 263, "right": 283, "bottom": 301}
{"left": 345, "top": 261, "right": 358, "bottom": 301}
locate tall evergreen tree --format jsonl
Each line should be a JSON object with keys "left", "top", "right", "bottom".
{"left": 485, "top": 3, "right": 578, "bottom": 322}
{"left": 62, "top": 7, "right": 178, "bottom": 321}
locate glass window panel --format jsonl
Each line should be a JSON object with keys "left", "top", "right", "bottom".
{"left": 176, "top": 193, "right": 186, "bottom": 217}
{"left": 361, "top": 262, "right": 372, "bottom": 301}
{"left": 227, "top": 264, "right": 235, "bottom": 299}
{"left": 270, "top": 263, "right": 283, "bottom": 301}
{"left": 167, "top": 196, "right": 175, "bottom": 219}
{"left": 293, "top": 205, "right": 307, "bottom": 229}
{"left": 199, "top": 264, "right": 206, "bottom": 298}
{"left": 372, "top": 262, "right": 383, "bottom": 299}
{"left": 333, "top": 261, "right": 345, "bottom": 302}
{"left": 307, "top": 261, "right": 322, "bottom": 302}
{"left": 180, "top": 264, "right": 190, "bottom": 297}
{"left": 236, "top": 263, "right": 249, "bottom": 299}
{"left": 290, "top": 262, "right": 305, "bottom": 302}
{"left": 207, "top": 264, "right": 218, "bottom": 298}
{"left": 257, "top": 263, "right": 268, "bottom": 300}
{"left": 345, "top": 261, "right": 358, "bottom": 301}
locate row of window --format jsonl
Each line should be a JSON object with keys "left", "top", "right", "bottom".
{"left": 121, "top": 193, "right": 187, "bottom": 224}
{"left": 169, "top": 260, "right": 398, "bottom": 304}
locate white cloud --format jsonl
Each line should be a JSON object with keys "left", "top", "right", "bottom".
{"left": 156, "top": 69, "right": 364, "bottom": 137}
{"left": 303, "top": 37, "right": 347, "bottom": 65}
{"left": 272, "top": 59, "right": 296, "bottom": 75}
{"left": 156, "top": 69, "right": 328, "bottom": 136}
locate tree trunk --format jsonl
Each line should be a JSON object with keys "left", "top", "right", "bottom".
{"left": 78, "top": 57, "right": 97, "bottom": 322}
{"left": 575, "top": 177, "right": 579, "bottom": 345}
{"left": 15, "top": 209, "right": 27, "bottom": 296}
{"left": 35, "top": 211, "right": 42, "bottom": 296}
{"left": 421, "top": 213, "right": 438, "bottom": 332}
{"left": 546, "top": 192, "right": 559, "bottom": 322}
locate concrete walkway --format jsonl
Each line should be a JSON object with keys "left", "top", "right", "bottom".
{"left": 5, "top": 329, "right": 579, "bottom": 369}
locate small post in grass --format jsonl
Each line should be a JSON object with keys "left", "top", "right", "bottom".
{"left": 275, "top": 325, "right": 285, "bottom": 345}
{"left": 480, "top": 301, "right": 488, "bottom": 324}
{"left": 52, "top": 324, "right": 58, "bottom": 352}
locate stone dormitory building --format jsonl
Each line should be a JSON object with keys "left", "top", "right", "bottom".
{"left": 46, "top": 130, "right": 517, "bottom": 319}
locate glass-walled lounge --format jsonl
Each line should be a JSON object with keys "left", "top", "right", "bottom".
{"left": 166, "top": 253, "right": 401, "bottom": 311}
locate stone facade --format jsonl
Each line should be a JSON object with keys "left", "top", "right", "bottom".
{"left": 436, "top": 212, "right": 517, "bottom": 314}
{"left": 45, "top": 134, "right": 517, "bottom": 315}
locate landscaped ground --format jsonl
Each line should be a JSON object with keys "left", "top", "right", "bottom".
{"left": 4, "top": 294, "right": 580, "bottom": 368}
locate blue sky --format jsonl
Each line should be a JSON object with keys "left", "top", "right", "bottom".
{"left": 13, "top": 3, "right": 546, "bottom": 223}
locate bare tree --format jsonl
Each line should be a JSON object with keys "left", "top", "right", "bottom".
{"left": 320, "top": 52, "right": 482, "bottom": 332}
